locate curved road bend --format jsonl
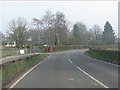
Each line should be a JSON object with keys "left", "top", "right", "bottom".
{"left": 12, "top": 49, "right": 118, "bottom": 88}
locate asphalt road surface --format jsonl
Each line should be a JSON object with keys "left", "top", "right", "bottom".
{"left": 12, "top": 49, "right": 118, "bottom": 88}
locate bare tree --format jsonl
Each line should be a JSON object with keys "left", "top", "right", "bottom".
{"left": 0, "top": 31, "right": 2, "bottom": 59}
{"left": 33, "top": 10, "right": 69, "bottom": 46}
{"left": 8, "top": 17, "right": 28, "bottom": 48}
{"left": 27, "top": 29, "right": 41, "bottom": 46}
{"left": 33, "top": 10, "right": 55, "bottom": 45}
{"left": 53, "top": 11, "right": 69, "bottom": 45}
{"left": 0, "top": 31, "right": 2, "bottom": 46}
{"left": 91, "top": 24, "right": 102, "bottom": 44}
{"left": 72, "top": 22, "right": 88, "bottom": 45}
{"left": 0, "top": 31, "right": 7, "bottom": 46}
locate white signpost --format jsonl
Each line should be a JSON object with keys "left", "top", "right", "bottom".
{"left": 20, "top": 49, "right": 25, "bottom": 54}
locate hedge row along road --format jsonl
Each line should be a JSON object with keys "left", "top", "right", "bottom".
{"left": 85, "top": 49, "right": 119, "bottom": 65}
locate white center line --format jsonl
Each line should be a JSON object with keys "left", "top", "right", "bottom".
{"left": 67, "top": 57, "right": 109, "bottom": 88}
{"left": 76, "top": 66, "right": 109, "bottom": 88}
{"left": 68, "top": 58, "right": 73, "bottom": 63}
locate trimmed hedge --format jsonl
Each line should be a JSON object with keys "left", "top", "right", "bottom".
{"left": 52, "top": 45, "right": 88, "bottom": 52}
{"left": 85, "top": 49, "right": 120, "bottom": 65}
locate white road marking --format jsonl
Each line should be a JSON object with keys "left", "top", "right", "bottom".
{"left": 102, "top": 61, "right": 119, "bottom": 67}
{"left": 9, "top": 55, "right": 51, "bottom": 88}
{"left": 68, "top": 78, "right": 74, "bottom": 81}
{"left": 68, "top": 56, "right": 109, "bottom": 88}
{"left": 68, "top": 58, "right": 73, "bottom": 63}
{"left": 76, "top": 66, "right": 109, "bottom": 88}
{"left": 94, "top": 58, "right": 119, "bottom": 67}
{"left": 67, "top": 56, "right": 69, "bottom": 59}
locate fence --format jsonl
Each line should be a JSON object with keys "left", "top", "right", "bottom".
{"left": 0, "top": 53, "right": 40, "bottom": 69}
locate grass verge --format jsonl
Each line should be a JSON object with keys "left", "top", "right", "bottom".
{"left": 2, "top": 54, "right": 49, "bottom": 87}
{"left": 84, "top": 50, "right": 119, "bottom": 65}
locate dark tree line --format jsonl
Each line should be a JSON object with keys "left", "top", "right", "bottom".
{"left": 2, "top": 10, "right": 117, "bottom": 49}
{"left": 71, "top": 21, "right": 116, "bottom": 45}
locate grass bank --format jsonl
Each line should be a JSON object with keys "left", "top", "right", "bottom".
{"left": 2, "top": 54, "right": 49, "bottom": 87}
{"left": 84, "top": 49, "right": 119, "bottom": 65}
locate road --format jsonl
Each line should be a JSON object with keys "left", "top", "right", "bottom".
{"left": 11, "top": 49, "right": 118, "bottom": 88}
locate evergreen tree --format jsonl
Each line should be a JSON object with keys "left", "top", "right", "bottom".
{"left": 103, "top": 21, "right": 115, "bottom": 44}
{"left": 73, "top": 24, "right": 80, "bottom": 39}
{"left": 72, "top": 22, "right": 88, "bottom": 45}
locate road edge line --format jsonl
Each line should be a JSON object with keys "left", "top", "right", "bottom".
{"left": 9, "top": 55, "right": 51, "bottom": 88}
{"left": 76, "top": 66, "right": 109, "bottom": 88}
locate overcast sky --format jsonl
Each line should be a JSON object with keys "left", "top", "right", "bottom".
{"left": 0, "top": 1, "right": 118, "bottom": 35}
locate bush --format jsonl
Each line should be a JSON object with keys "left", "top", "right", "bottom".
{"left": 85, "top": 49, "right": 120, "bottom": 65}
{"left": 52, "top": 45, "right": 88, "bottom": 52}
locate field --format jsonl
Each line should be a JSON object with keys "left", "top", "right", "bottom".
{"left": 2, "top": 48, "right": 19, "bottom": 57}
